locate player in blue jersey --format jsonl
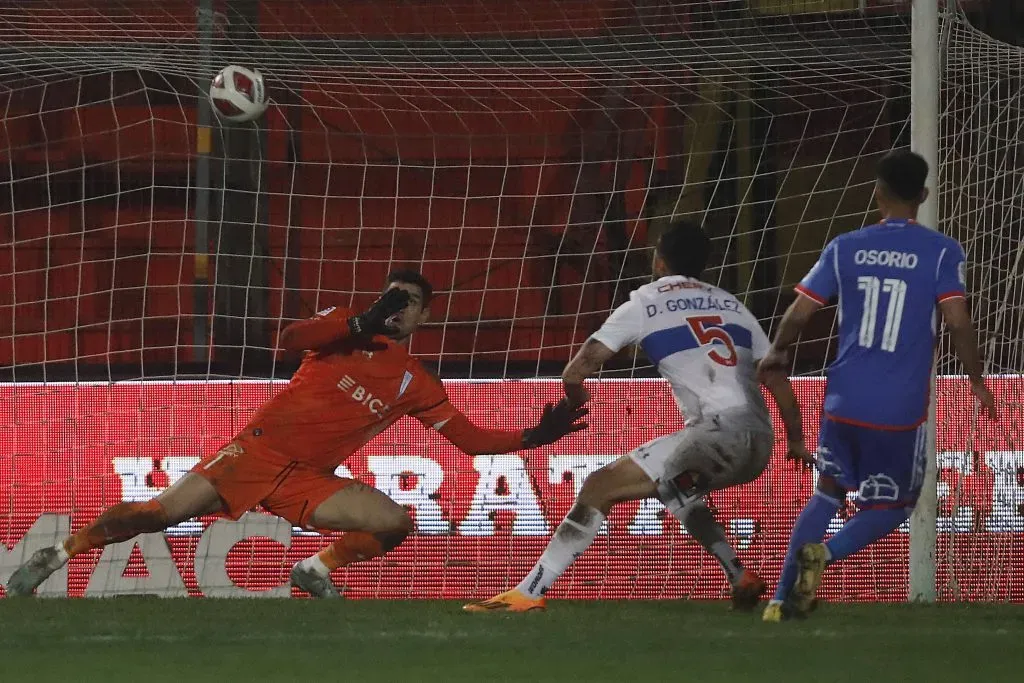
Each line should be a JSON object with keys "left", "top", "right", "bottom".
{"left": 759, "top": 150, "right": 996, "bottom": 622}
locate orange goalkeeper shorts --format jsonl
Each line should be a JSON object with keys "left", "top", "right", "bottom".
{"left": 191, "top": 439, "right": 354, "bottom": 529}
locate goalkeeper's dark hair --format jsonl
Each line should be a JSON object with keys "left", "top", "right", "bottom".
{"left": 387, "top": 269, "right": 434, "bottom": 305}
{"left": 876, "top": 149, "right": 929, "bottom": 202}
{"left": 656, "top": 221, "right": 711, "bottom": 277}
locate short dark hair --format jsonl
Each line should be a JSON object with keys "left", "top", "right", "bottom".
{"left": 657, "top": 221, "right": 711, "bottom": 277}
{"left": 876, "top": 150, "right": 929, "bottom": 202}
{"left": 387, "top": 269, "right": 434, "bottom": 305}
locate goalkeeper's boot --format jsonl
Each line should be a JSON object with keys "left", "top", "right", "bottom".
{"left": 6, "top": 545, "right": 67, "bottom": 597}
{"left": 463, "top": 589, "right": 546, "bottom": 613}
{"left": 290, "top": 563, "right": 343, "bottom": 599}
{"left": 730, "top": 570, "right": 766, "bottom": 611}
{"left": 790, "top": 542, "right": 830, "bottom": 615}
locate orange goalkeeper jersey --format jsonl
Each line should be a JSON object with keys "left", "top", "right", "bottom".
{"left": 238, "top": 306, "right": 523, "bottom": 469}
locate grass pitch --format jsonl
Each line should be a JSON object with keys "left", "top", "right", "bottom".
{"left": 1, "top": 599, "right": 1021, "bottom": 682}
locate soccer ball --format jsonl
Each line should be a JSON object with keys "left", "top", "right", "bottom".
{"left": 209, "top": 65, "right": 267, "bottom": 123}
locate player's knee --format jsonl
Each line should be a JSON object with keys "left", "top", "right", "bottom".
{"left": 384, "top": 506, "right": 414, "bottom": 536}
{"left": 577, "top": 466, "right": 618, "bottom": 514}
{"left": 376, "top": 512, "right": 413, "bottom": 551}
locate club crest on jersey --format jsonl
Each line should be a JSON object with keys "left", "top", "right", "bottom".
{"left": 858, "top": 474, "right": 900, "bottom": 503}
{"left": 337, "top": 375, "right": 391, "bottom": 418}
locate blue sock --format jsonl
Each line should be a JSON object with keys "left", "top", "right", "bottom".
{"left": 773, "top": 491, "right": 841, "bottom": 602}
{"left": 825, "top": 507, "right": 909, "bottom": 562}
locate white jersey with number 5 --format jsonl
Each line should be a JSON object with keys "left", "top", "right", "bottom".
{"left": 591, "top": 275, "right": 772, "bottom": 428}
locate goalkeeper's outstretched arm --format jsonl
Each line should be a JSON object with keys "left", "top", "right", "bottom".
{"left": 436, "top": 403, "right": 588, "bottom": 455}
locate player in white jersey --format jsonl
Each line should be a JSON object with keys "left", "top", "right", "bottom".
{"left": 464, "top": 222, "right": 808, "bottom": 613}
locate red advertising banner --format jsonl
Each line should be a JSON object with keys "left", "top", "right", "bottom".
{"left": 1, "top": 378, "right": 1022, "bottom": 601}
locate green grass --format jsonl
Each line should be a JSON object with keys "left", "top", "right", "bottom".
{"left": 1, "top": 600, "right": 1022, "bottom": 682}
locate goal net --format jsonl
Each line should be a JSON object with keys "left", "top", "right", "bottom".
{"left": 1, "top": 0, "right": 1021, "bottom": 601}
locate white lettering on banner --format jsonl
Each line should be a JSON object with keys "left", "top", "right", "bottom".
{"left": 194, "top": 513, "right": 293, "bottom": 598}
{"left": 367, "top": 456, "right": 449, "bottom": 534}
{"left": 458, "top": 455, "right": 548, "bottom": 536}
{"left": 984, "top": 451, "right": 1024, "bottom": 533}
{"left": 114, "top": 456, "right": 202, "bottom": 535}
{"left": 548, "top": 455, "right": 616, "bottom": 534}
{"left": 937, "top": 451, "right": 976, "bottom": 534}
{"left": 0, "top": 514, "right": 70, "bottom": 597}
{"left": 730, "top": 519, "right": 757, "bottom": 550}
{"left": 85, "top": 532, "right": 187, "bottom": 598}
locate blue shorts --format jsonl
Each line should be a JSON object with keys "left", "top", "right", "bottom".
{"left": 815, "top": 417, "right": 927, "bottom": 508}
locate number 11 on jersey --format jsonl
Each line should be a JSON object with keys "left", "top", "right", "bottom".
{"left": 857, "top": 276, "right": 907, "bottom": 352}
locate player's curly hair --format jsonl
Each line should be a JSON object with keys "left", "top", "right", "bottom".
{"left": 656, "top": 221, "right": 710, "bottom": 278}
{"left": 387, "top": 269, "right": 434, "bottom": 305}
{"left": 877, "top": 149, "right": 929, "bottom": 202}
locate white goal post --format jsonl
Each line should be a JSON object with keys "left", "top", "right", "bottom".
{"left": 909, "top": 0, "right": 941, "bottom": 605}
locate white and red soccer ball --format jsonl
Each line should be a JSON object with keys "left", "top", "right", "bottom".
{"left": 209, "top": 65, "right": 268, "bottom": 123}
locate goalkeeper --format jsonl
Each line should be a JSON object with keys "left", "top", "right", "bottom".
{"left": 6, "top": 270, "right": 587, "bottom": 599}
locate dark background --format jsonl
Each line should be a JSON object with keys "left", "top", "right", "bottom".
{"left": 0, "top": 0, "right": 1020, "bottom": 382}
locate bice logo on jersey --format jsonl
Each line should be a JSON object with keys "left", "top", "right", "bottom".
{"left": 337, "top": 375, "right": 391, "bottom": 418}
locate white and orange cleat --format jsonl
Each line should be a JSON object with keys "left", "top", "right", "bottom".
{"left": 463, "top": 588, "right": 547, "bottom": 613}
{"left": 730, "top": 569, "right": 767, "bottom": 611}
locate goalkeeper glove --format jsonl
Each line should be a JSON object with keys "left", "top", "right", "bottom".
{"left": 348, "top": 288, "right": 411, "bottom": 337}
{"left": 522, "top": 399, "right": 588, "bottom": 448}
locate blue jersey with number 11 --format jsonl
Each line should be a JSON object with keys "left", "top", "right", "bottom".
{"left": 796, "top": 219, "right": 967, "bottom": 430}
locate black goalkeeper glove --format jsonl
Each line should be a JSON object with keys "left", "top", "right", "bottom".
{"left": 348, "top": 288, "right": 411, "bottom": 337}
{"left": 522, "top": 399, "right": 589, "bottom": 449}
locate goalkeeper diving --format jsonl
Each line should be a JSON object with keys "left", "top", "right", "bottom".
{"left": 6, "top": 270, "right": 587, "bottom": 598}
{"left": 465, "top": 222, "right": 806, "bottom": 612}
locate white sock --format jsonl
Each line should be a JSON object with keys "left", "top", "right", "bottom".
{"left": 709, "top": 541, "right": 744, "bottom": 585}
{"left": 297, "top": 553, "right": 331, "bottom": 578}
{"left": 516, "top": 504, "right": 605, "bottom": 599}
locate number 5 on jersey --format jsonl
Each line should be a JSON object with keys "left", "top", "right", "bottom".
{"left": 687, "top": 315, "right": 737, "bottom": 366}
{"left": 857, "top": 276, "right": 907, "bottom": 352}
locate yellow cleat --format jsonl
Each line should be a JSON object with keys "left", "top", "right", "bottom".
{"left": 463, "top": 589, "right": 547, "bottom": 613}
{"left": 791, "top": 542, "right": 830, "bottom": 615}
{"left": 762, "top": 602, "right": 784, "bottom": 623}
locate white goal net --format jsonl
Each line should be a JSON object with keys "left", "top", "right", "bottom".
{"left": 1, "top": 0, "right": 1021, "bottom": 601}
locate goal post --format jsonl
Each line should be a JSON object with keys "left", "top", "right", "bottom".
{"left": 908, "top": 0, "right": 941, "bottom": 605}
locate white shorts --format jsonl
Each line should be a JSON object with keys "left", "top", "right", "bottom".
{"left": 627, "top": 413, "right": 773, "bottom": 504}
